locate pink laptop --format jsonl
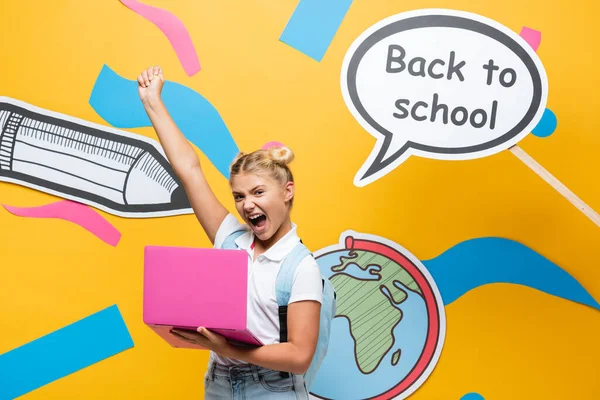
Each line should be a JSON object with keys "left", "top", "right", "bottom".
{"left": 143, "top": 245, "right": 263, "bottom": 349}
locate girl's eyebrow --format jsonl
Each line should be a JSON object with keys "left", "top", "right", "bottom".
{"left": 232, "top": 185, "right": 265, "bottom": 195}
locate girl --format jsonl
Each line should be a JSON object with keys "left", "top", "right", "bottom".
{"left": 137, "top": 66, "right": 323, "bottom": 399}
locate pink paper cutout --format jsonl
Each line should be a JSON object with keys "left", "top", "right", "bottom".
{"left": 3, "top": 200, "right": 121, "bottom": 246}
{"left": 520, "top": 26, "right": 541, "bottom": 51}
{"left": 120, "top": 0, "right": 201, "bottom": 76}
{"left": 262, "top": 141, "right": 285, "bottom": 150}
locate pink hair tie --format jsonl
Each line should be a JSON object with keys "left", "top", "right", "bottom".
{"left": 262, "top": 141, "right": 285, "bottom": 150}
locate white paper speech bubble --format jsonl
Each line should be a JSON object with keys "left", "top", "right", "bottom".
{"left": 341, "top": 9, "right": 549, "bottom": 187}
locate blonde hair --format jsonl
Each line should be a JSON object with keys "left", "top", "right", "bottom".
{"left": 229, "top": 146, "right": 295, "bottom": 205}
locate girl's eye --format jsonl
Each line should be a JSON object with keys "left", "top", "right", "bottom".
{"left": 255, "top": 190, "right": 264, "bottom": 195}
{"left": 234, "top": 195, "right": 244, "bottom": 201}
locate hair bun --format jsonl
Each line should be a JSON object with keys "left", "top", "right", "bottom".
{"left": 267, "top": 146, "right": 294, "bottom": 165}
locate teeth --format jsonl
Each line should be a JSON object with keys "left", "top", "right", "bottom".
{"left": 249, "top": 214, "right": 264, "bottom": 220}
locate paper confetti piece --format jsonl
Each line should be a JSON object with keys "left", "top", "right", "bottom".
{"left": 520, "top": 26, "right": 541, "bottom": 51}
{"left": 3, "top": 200, "right": 121, "bottom": 246}
{"left": 532, "top": 108, "right": 557, "bottom": 137}
{"left": 519, "top": 27, "right": 557, "bottom": 138}
{"left": 89, "top": 64, "right": 239, "bottom": 178}
{"left": 0, "top": 305, "right": 134, "bottom": 399}
{"left": 424, "top": 237, "right": 600, "bottom": 310}
{"left": 280, "top": 0, "right": 353, "bottom": 61}
{"left": 120, "top": 0, "right": 201, "bottom": 76}
{"left": 461, "top": 394, "right": 485, "bottom": 400}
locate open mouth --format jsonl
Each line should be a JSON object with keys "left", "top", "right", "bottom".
{"left": 248, "top": 213, "right": 267, "bottom": 229}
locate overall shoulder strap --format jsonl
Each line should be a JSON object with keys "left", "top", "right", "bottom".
{"left": 275, "top": 241, "right": 311, "bottom": 306}
{"left": 276, "top": 241, "right": 311, "bottom": 378}
{"left": 219, "top": 229, "right": 246, "bottom": 250}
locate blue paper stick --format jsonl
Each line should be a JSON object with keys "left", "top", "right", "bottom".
{"left": 0, "top": 305, "right": 134, "bottom": 399}
{"left": 89, "top": 64, "right": 240, "bottom": 178}
{"left": 280, "top": 0, "right": 353, "bottom": 61}
{"left": 423, "top": 237, "right": 600, "bottom": 310}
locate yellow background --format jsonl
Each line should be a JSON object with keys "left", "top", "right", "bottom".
{"left": 1, "top": 0, "right": 599, "bottom": 399}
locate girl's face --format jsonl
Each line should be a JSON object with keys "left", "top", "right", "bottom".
{"left": 230, "top": 172, "right": 294, "bottom": 242}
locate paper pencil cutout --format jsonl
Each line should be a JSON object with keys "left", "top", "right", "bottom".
{"left": 0, "top": 97, "right": 192, "bottom": 218}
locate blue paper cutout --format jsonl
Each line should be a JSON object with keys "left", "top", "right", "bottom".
{"left": 423, "top": 237, "right": 600, "bottom": 310}
{"left": 0, "top": 305, "right": 134, "bottom": 399}
{"left": 461, "top": 393, "right": 485, "bottom": 400}
{"left": 89, "top": 64, "right": 239, "bottom": 178}
{"left": 280, "top": 0, "right": 353, "bottom": 61}
{"left": 532, "top": 108, "right": 558, "bottom": 138}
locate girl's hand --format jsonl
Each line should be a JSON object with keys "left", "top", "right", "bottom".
{"left": 195, "top": 327, "right": 231, "bottom": 355}
{"left": 137, "top": 65, "right": 164, "bottom": 105}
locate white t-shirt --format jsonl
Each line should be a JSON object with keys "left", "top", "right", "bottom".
{"left": 210, "top": 213, "right": 323, "bottom": 366}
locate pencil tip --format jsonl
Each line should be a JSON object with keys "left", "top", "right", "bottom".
{"left": 171, "top": 185, "right": 190, "bottom": 209}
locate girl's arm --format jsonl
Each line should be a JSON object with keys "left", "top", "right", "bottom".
{"left": 202, "top": 300, "right": 322, "bottom": 374}
{"left": 137, "top": 66, "right": 228, "bottom": 244}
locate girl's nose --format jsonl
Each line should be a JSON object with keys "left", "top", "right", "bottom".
{"left": 243, "top": 199, "right": 255, "bottom": 211}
